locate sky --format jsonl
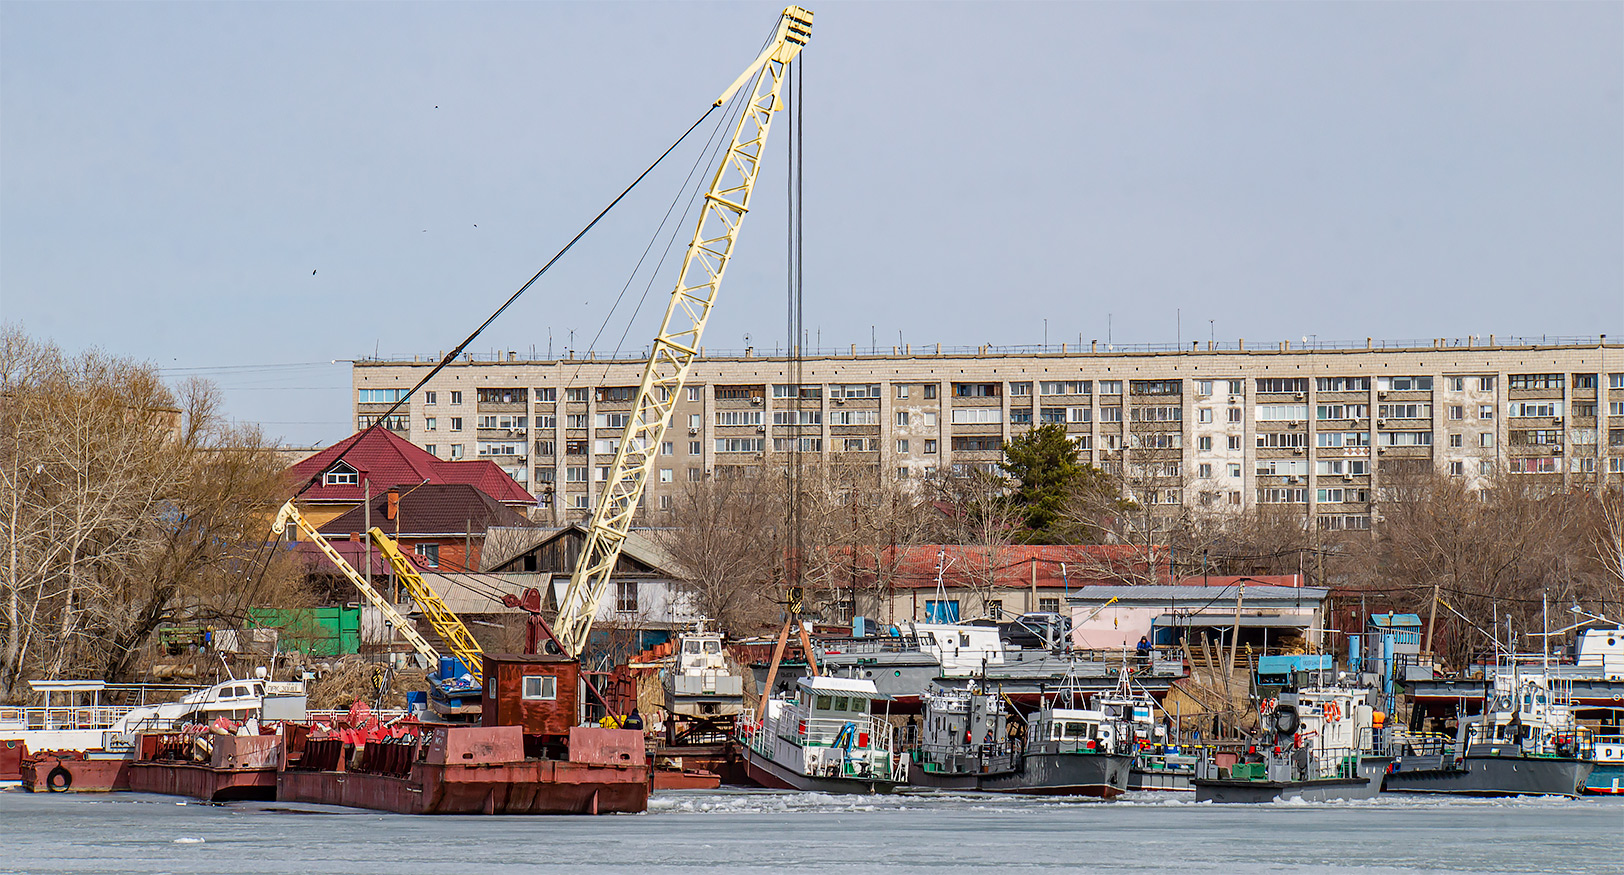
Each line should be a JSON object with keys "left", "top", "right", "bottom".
{"left": 3, "top": 1, "right": 1621, "bottom": 447}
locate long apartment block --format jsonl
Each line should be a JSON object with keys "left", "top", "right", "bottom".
{"left": 354, "top": 338, "right": 1624, "bottom": 528}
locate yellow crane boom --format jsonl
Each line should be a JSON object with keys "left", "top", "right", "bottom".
{"left": 553, "top": 6, "right": 813, "bottom": 658}
{"left": 270, "top": 501, "right": 440, "bottom": 668}
{"left": 366, "top": 527, "right": 485, "bottom": 683}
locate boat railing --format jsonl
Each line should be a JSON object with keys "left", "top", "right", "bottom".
{"left": 1307, "top": 746, "right": 1367, "bottom": 781}
{"left": 304, "top": 709, "right": 411, "bottom": 725}
{"left": 1386, "top": 729, "right": 1455, "bottom": 758}
{"left": 1, "top": 705, "right": 136, "bottom": 732}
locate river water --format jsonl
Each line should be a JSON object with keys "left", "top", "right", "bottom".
{"left": 2, "top": 788, "right": 1619, "bottom": 874}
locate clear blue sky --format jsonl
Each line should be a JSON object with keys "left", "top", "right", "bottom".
{"left": 4, "top": 1, "right": 1620, "bottom": 446}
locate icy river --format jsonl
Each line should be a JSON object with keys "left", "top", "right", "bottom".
{"left": 1, "top": 788, "right": 1619, "bottom": 874}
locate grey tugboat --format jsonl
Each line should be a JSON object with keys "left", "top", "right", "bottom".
{"left": 1193, "top": 684, "right": 1390, "bottom": 803}
{"left": 909, "top": 680, "right": 1132, "bottom": 798}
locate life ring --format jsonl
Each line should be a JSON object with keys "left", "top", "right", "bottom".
{"left": 1323, "top": 703, "right": 1340, "bottom": 722}
{"left": 45, "top": 765, "right": 73, "bottom": 792}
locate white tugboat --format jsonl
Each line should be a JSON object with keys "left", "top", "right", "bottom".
{"left": 738, "top": 675, "right": 902, "bottom": 794}
{"left": 662, "top": 629, "right": 745, "bottom": 744}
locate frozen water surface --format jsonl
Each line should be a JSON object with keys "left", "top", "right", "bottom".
{"left": 1, "top": 787, "right": 1619, "bottom": 874}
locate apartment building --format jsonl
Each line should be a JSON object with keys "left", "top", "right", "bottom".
{"left": 353, "top": 337, "right": 1623, "bottom": 529}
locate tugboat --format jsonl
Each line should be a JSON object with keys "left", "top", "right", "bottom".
{"left": 663, "top": 629, "right": 745, "bottom": 743}
{"left": 910, "top": 678, "right": 1132, "bottom": 798}
{"left": 1095, "top": 669, "right": 1195, "bottom": 791}
{"left": 1193, "top": 684, "right": 1390, "bottom": 803}
{"left": 1383, "top": 669, "right": 1593, "bottom": 797}
{"left": 738, "top": 675, "right": 901, "bottom": 793}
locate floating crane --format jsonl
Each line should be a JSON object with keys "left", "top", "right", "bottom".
{"left": 551, "top": 6, "right": 813, "bottom": 658}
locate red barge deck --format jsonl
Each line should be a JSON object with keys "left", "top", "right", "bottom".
{"left": 279, "top": 724, "right": 648, "bottom": 815}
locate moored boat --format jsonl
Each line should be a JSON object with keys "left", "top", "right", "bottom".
{"left": 738, "top": 675, "right": 901, "bottom": 794}
{"left": 1194, "top": 685, "right": 1389, "bottom": 803}
{"left": 1384, "top": 670, "right": 1593, "bottom": 798}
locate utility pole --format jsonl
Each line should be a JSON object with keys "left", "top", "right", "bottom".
{"left": 1228, "top": 579, "right": 1246, "bottom": 679}
{"left": 1425, "top": 580, "right": 1441, "bottom": 662}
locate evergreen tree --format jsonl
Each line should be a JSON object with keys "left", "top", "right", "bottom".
{"left": 1000, "top": 423, "right": 1089, "bottom": 542}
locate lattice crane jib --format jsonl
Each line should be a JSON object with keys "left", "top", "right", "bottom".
{"left": 553, "top": 6, "right": 813, "bottom": 658}
{"left": 367, "top": 527, "right": 485, "bottom": 684}
{"left": 270, "top": 502, "right": 440, "bottom": 667}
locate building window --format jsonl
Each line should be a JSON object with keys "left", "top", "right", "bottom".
{"left": 1198, "top": 436, "right": 1213, "bottom": 451}
{"left": 424, "top": 445, "right": 437, "bottom": 457}
{"left": 1228, "top": 463, "right": 1241, "bottom": 478}
{"left": 566, "top": 467, "right": 588, "bottom": 482}
{"left": 425, "top": 417, "right": 438, "bottom": 431}
{"left": 895, "top": 384, "right": 910, "bottom": 399}
{"left": 661, "top": 441, "right": 674, "bottom": 456}
{"left": 1508, "top": 374, "right": 1562, "bottom": 390}
{"left": 897, "top": 440, "right": 910, "bottom": 453}
{"left": 450, "top": 391, "right": 463, "bottom": 405}
{"left": 897, "top": 466, "right": 911, "bottom": 479}
{"left": 687, "top": 387, "right": 702, "bottom": 402}
{"left": 534, "top": 387, "right": 557, "bottom": 402}
{"left": 1449, "top": 461, "right": 1464, "bottom": 476}
{"left": 689, "top": 469, "right": 703, "bottom": 482}
{"left": 1480, "top": 433, "right": 1494, "bottom": 447}
{"left": 358, "top": 388, "right": 410, "bottom": 404}
{"left": 1038, "top": 597, "right": 1060, "bottom": 614}
{"left": 574, "top": 495, "right": 590, "bottom": 509}
{"left": 1227, "top": 407, "right": 1242, "bottom": 423}
{"left": 1449, "top": 405, "right": 1463, "bottom": 420}
{"left": 1480, "top": 461, "right": 1494, "bottom": 474}
{"left": 1377, "top": 376, "right": 1433, "bottom": 391}
{"left": 1197, "top": 463, "right": 1213, "bottom": 478}
{"left": 1099, "top": 407, "right": 1122, "bottom": 423}
{"left": 923, "top": 384, "right": 938, "bottom": 399}
{"left": 896, "top": 411, "right": 910, "bottom": 426}
{"left": 1010, "top": 409, "right": 1033, "bottom": 425}
{"left": 1227, "top": 435, "right": 1242, "bottom": 450}
{"left": 953, "top": 383, "right": 1000, "bottom": 398}
{"left": 688, "top": 441, "right": 701, "bottom": 455}
{"left": 449, "top": 444, "right": 464, "bottom": 459}
{"left": 522, "top": 675, "right": 557, "bottom": 700}
{"left": 689, "top": 414, "right": 701, "bottom": 429}
{"left": 1197, "top": 408, "right": 1213, "bottom": 423}
{"left": 923, "top": 439, "right": 937, "bottom": 454}
{"left": 660, "top": 468, "right": 673, "bottom": 483}
{"left": 1449, "top": 434, "right": 1462, "bottom": 447}
{"left": 595, "top": 466, "right": 611, "bottom": 481}
{"left": 1010, "top": 382, "right": 1031, "bottom": 396}
{"left": 923, "top": 412, "right": 938, "bottom": 427}
{"left": 616, "top": 580, "right": 638, "bottom": 613}
{"left": 1256, "top": 378, "right": 1309, "bottom": 394}
{"left": 324, "top": 463, "right": 359, "bottom": 486}
{"left": 659, "top": 494, "right": 672, "bottom": 510}
{"left": 450, "top": 417, "right": 463, "bottom": 431}
{"left": 1478, "top": 404, "right": 1494, "bottom": 420}
{"left": 414, "top": 543, "right": 440, "bottom": 567}
{"left": 566, "top": 440, "right": 588, "bottom": 455}
{"left": 424, "top": 391, "right": 437, "bottom": 405}
{"left": 1480, "top": 376, "right": 1497, "bottom": 391}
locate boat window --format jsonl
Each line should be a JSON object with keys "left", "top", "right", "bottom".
{"left": 959, "top": 633, "right": 970, "bottom": 648}
{"left": 816, "top": 695, "right": 833, "bottom": 711}
{"left": 703, "top": 640, "right": 722, "bottom": 654}
{"left": 684, "top": 641, "right": 701, "bottom": 654}
{"left": 232, "top": 686, "right": 249, "bottom": 698}
{"left": 833, "top": 696, "right": 849, "bottom": 711}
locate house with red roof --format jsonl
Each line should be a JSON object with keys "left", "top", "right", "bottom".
{"left": 283, "top": 428, "right": 534, "bottom": 531}
{"left": 312, "top": 483, "right": 533, "bottom": 575}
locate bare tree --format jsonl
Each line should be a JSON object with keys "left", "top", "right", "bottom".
{"left": 652, "top": 468, "right": 783, "bottom": 637}
{"left": 0, "top": 325, "right": 302, "bottom": 700}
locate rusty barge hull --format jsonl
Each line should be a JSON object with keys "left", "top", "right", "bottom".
{"left": 21, "top": 756, "right": 131, "bottom": 793}
{"left": 128, "top": 761, "right": 277, "bottom": 802}
{"left": 277, "top": 761, "right": 649, "bottom": 814}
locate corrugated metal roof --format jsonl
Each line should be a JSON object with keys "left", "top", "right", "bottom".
{"left": 1067, "top": 585, "right": 1329, "bottom": 602}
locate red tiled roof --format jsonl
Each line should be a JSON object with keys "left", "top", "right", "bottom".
{"left": 841, "top": 544, "right": 1170, "bottom": 590}
{"left": 316, "top": 483, "right": 532, "bottom": 537}
{"left": 285, "top": 428, "right": 533, "bottom": 505}
{"left": 1172, "top": 574, "right": 1303, "bottom": 588}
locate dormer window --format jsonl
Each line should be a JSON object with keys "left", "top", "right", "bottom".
{"left": 324, "top": 462, "right": 359, "bottom": 486}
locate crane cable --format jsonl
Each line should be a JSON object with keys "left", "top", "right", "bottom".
{"left": 287, "top": 103, "right": 724, "bottom": 504}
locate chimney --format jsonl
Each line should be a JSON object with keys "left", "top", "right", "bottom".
{"left": 387, "top": 487, "right": 400, "bottom": 521}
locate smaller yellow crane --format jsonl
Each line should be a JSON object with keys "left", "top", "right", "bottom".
{"left": 271, "top": 501, "right": 485, "bottom": 684}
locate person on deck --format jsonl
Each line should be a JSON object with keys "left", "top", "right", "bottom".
{"left": 622, "top": 708, "right": 644, "bottom": 731}
{"left": 1136, "top": 636, "right": 1153, "bottom": 661}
